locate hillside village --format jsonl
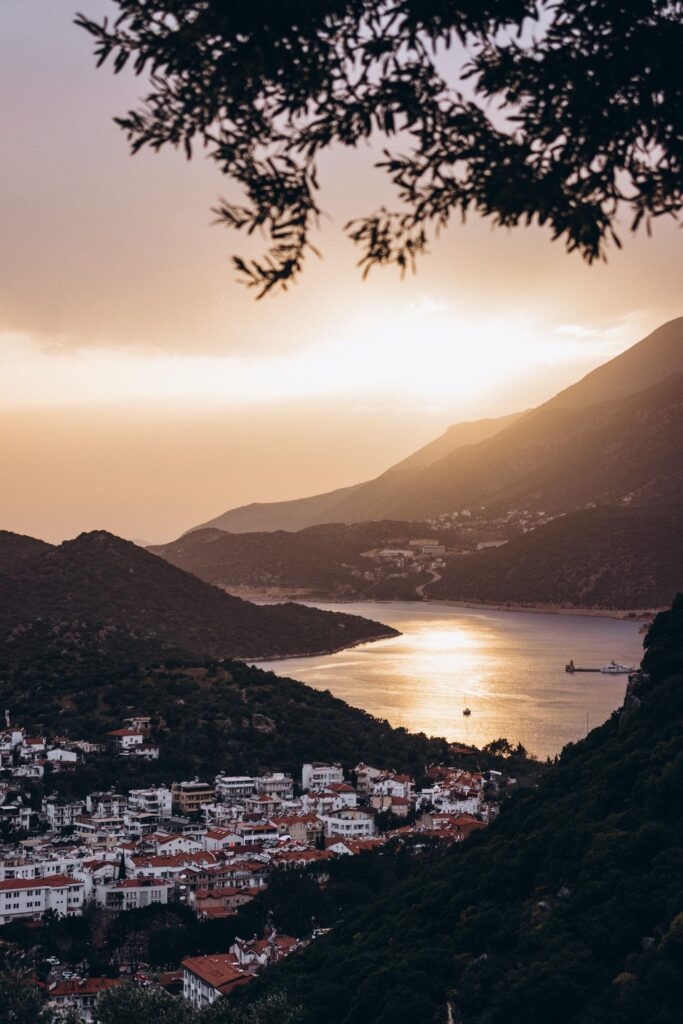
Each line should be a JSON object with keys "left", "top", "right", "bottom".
{"left": 0, "top": 716, "right": 506, "bottom": 1019}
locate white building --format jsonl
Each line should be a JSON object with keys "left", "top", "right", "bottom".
{"left": 254, "top": 772, "right": 293, "bottom": 799}
{"left": 214, "top": 775, "right": 256, "bottom": 802}
{"left": 301, "top": 763, "right": 344, "bottom": 791}
{"left": 95, "top": 877, "right": 173, "bottom": 912}
{"left": 319, "top": 809, "right": 376, "bottom": 839}
{"left": 128, "top": 786, "right": 173, "bottom": 818}
{"left": 0, "top": 874, "right": 84, "bottom": 925}
{"left": 182, "top": 953, "right": 252, "bottom": 1008}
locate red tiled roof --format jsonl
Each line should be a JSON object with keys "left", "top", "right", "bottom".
{"left": 49, "top": 978, "right": 121, "bottom": 998}
{"left": 0, "top": 874, "right": 83, "bottom": 892}
{"left": 181, "top": 953, "right": 251, "bottom": 990}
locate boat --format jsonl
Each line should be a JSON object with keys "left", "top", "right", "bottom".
{"left": 599, "top": 660, "right": 635, "bottom": 675}
{"left": 462, "top": 707, "right": 471, "bottom": 716}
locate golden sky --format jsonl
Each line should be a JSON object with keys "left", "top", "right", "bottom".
{"left": 2, "top": 2, "right": 681, "bottom": 543}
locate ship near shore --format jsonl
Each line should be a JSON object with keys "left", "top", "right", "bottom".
{"left": 565, "top": 659, "right": 636, "bottom": 675}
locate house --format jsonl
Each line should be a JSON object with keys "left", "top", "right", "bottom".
{"left": 270, "top": 814, "right": 324, "bottom": 847}
{"left": 172, "top": 780, "right": 216, "bottom": 816}
{"left": 354, "top": 764, "right": 386, "bottom": 794}
{"left": 181, "top": 953, "right": 253, "bottom": 1008}
{"left": 43, "top": 797, "right": 84, "bottom": 830}
{"left": 47, "top": 977, "right": 122, "bottom": 1022}
{"left": 46, "top": 748, "right": 79, "bottom": 765}
{"left": 128, "top": 786, "right": 172, "bottom": 817}
{"left": 95, "top": 877, "right": 173, "bottom": 912}
{"left": 231, "top": 933, "right": 305, "bottom": 968}
{"left": 190, "top": 886, "right": 257, "bottom": 918}
{"left": 214, "top": 775, "right": 257, "bottom": 802}
{"left": 254, "top": 772, "right": 293, "bottom": 800}
{"left": 107, "top": 729, "right": 145, "bottom": 752}
{"left": 301, "top": 762, "right": 344, "bottom": 791}
{"left": 319, "top": 808, "right": 376, "bottom": 839}
{"left": 326, "top": 782, "right": 358, "bottom": 807}
{"left": 0, "top": 874, "right": 84, "bottom": 925}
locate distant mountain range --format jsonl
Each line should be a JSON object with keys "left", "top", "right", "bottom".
{"left": 188, "top": 318, "right": 683, "bottom": 533}
{"left": 151, "top": 521, "right": 450, "bottom": 600}
{"left": 162, "top": 318, "right": 683, "bottom": 611}
{"left": 0, "top": 530, "right": 396, "bottom": 661}
{"left": 190, "top": 411, "right": 523, "bottom": 534}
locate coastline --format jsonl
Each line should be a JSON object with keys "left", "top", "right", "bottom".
{"left": 219, "top": 584, "right": 660, "bottom": 625}
{"left": 243, "top": 629, "right": 401, "bottom": 664}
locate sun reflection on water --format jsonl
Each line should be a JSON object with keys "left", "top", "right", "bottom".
{"left": 255, "top": 603, "right": 644, "bottom": 759}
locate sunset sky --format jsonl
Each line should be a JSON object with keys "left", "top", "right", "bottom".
{"left": 2, "top": 1, "right": 681, "bottom": 544}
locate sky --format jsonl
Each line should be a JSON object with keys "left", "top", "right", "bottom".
{"left": 1, "top": 2, "right": 681, "bottom": 544}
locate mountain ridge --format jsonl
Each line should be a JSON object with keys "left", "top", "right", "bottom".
{"left": 0, "top": 530, "right": 397, "bottom": 661}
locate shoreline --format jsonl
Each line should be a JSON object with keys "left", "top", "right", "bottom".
{"left": 243, "top": 629, "right": 401, "bottom": 664}
{"left": 220, "top": 585, "right": 659, "bottom": 625}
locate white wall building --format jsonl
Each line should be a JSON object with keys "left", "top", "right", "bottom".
{"left": 0, "top": 874, "right": 84, "bottom": 925}
{"left": 301, "top": 763, "right": 344, "bottom": 791}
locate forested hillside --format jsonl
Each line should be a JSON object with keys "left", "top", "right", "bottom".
{"left": 429, "top": 507, "right": 683, "bottom": 609}
{"left": 241, "top": 596, "right": 683, "bottom": 1024}
{"left": 0, "top": 622, "right": 452, "bottom": 793}
{"left": 0, "top": 530, "right": 396, "bottom": 660}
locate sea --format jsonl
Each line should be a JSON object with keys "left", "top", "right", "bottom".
{"left": 252, "top": 601, "right": 645, "bottom": 759}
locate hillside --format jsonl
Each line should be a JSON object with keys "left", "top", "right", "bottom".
{"left": 189, "top": 411, "right": 522, "bottom": 534}
{"left": 0, "top": 530, "right": 52, "bottom": 570}
{"left": 187, "top": 317, "right": 683, "bottom": 533}
{"left": 244, "top": 596, "right": 683, "bottom": 1024}
{"left": 428, "top": 507, "right": 683, "bottom": 609}
{"left": 0, "top": 531, "right": 397, "bottom": 661}
{"left": 151, "top": 521, "right": 450, "bottom": 598}
{"left": 0, "top": 625, "right": 451, "bottom": 789}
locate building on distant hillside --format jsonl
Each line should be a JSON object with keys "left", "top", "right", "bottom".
{"left": 95, "top": 877, "right": 173, "bottom": 913}
{"left": 182, "top": 953, "right": 253, "bottom": 1008}
{"left": 172, "top": 780, "right": 216, "bottom": 816}
{"left": 319, "top": 808, "right": 376, "bottom": 839}
{"left": 107, "top": 728, "right": 145, "bottom": 751}
{"left": 47, "top": 977, "right": 122, "bottom": 1022}
{"left": 301, "top": 762, "right": 344, "bottom": 791}
{"left": 214, "top": 775, "right": 257, "bottom": 802}
{"left": 0, "top": 875, "right": 84, "bottom": 925}
{"left": 254, "top": 772, "right": 293, "bottom": 799}
{"left": 127, "top": 786, "right": 172, "bottom": 818}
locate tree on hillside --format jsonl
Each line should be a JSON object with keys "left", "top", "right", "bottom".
{"left": 78, "top": 1, "right": 683, "bottom": 295}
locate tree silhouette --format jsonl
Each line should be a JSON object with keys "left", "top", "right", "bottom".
{"left": 77, "top": 1, "right": 682, "bottom": 296}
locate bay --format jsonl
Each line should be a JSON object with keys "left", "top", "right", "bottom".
{"left": 253, "top": 602, "right": 645, "bottom": 759}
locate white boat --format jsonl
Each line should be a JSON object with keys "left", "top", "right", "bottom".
{"left": 599, "top": 660, "right": 635, "bottom": 675}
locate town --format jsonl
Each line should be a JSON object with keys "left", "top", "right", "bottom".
{"left": 0, "top": 714, "right": 509, "bottom": 1019}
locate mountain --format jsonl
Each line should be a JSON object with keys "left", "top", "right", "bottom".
{"left": 382, "top": 367, "right": 683, "bottom": 521}
{"left": 187, "top": 318, "right": 683, "bottom": 534}
{"left": 244, "top": 597, "right": 683, "bottom": 1024}
{"left": 0, "top": 530, "right": 52, "bottom": 571}
{"left": 150, "top": 521, "right": 449, "bottom": 599}
{"left": 429, "top": 506, "right": 683, "bottom": 609}
{"left": 189, "top": 411, "right": 523, "bottom": 535}
{"left": 0, "top": 531, "right": 397, "bottom": 661}
{"left": 542, "top": 316, "right": 683, "bottom": 411}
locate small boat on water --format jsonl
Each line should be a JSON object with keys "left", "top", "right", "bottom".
{"left": 462, "top": 707, "right": 471, "bottom": 716}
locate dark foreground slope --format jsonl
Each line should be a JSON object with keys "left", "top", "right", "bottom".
{"left": 244, "top": 597, "right": 683, "bottom": 1024}
{"left": 0, "top": 531, "right": 396, "bottom": 660}
{"left": 0, "top": 623, "right": 450, "bottom": 787}
{"left": 429, "top": 507, "right": 683, "bottom": 609}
